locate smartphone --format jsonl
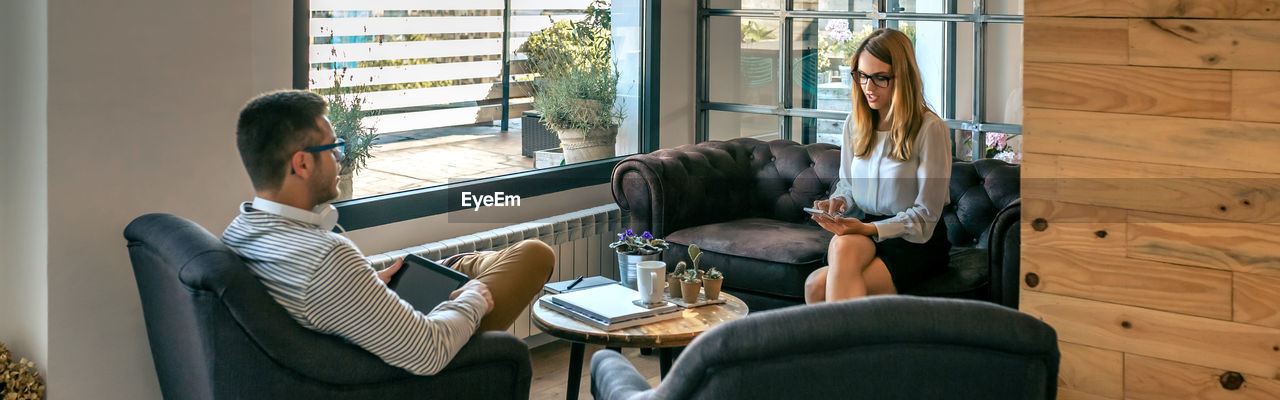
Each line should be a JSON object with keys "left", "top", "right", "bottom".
{"left": 803, "top": 207, "right": 836, "bottom": 219}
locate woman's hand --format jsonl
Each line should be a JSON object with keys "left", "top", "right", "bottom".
{"left": 812, "top": 214, "right": 878, "bottom": 236}
{"left": 813, "top": 198, "right": 848, "bottom": 217}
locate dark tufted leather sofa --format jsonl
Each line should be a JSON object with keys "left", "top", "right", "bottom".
{"left": 611, "top": 138, "right": 1021, "bottom": 311}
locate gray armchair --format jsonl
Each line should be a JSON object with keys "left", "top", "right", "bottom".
{"left": 591, "top": 296, "right": 1059, "bottom": 400}
{"left": 124, "top": 213, "right": 532, "bottom": 400}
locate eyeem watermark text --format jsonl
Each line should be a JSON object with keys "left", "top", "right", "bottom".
{"left": 461, "top": 191, "right": 521, "bottom": 211}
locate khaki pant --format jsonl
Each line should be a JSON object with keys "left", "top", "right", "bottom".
{"left": 448, "top": 240, "right": 555, "bottom": 331}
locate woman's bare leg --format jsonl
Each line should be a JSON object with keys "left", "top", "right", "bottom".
{"left": 826, "top": 234, "right": 877, "bottom": 301}
{"left": 804, "top": 266, "right": 830, "bottom": 304}
{"left": 862, "top": 257, "right": 898, "bottom": 296}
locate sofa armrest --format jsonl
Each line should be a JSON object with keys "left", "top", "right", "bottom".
{"left": 591, "top": 350, "right": 653, "bottom": 400}
{"left": 987, "top": 198, "right": 1020, "bottom": 309}
{"left": 610, "top": 146, "right": 753, "bottom": 237}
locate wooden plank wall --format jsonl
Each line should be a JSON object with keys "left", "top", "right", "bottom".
{"left": 1022, "top": 1, "right": 1280, "bottom": 398}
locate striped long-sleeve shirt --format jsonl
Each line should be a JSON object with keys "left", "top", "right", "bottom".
{"left": 221, "top": 202, "right": 486, "bottom": 375}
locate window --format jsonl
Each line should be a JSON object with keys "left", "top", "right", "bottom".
{"left": 295, "top": 0, "right": 659, "bottom": 229}
{"left": 697, "top": 0, "right": 1022, "bottom": 163}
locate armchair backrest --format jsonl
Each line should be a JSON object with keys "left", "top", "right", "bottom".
{"left": 124, "top": 214, "right": 413, "bottom": 399}
{"left": 650, "top": 296, "right": 1059, "bottom": 400}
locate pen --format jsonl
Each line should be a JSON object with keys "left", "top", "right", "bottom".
{"left": 565, "top": 275, "right": 585, "bottom": 291}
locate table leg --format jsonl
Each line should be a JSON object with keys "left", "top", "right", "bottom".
{"left": 567, "top": 342, "right": 585, "bottom": 400}
{"left": 659, "top": 348, "right": 673, "bottom": 378}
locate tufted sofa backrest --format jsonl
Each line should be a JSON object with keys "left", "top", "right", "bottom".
{"left": 612, "top": 138, "right": 1020, "bottom": 248}
{"left": 612, "top": 138, "right": 841, "bottom": 236}
{"left": 943, "top": 159, "right": 1021, "bottom": 248}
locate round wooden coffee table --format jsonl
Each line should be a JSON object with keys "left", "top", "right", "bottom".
{"left": 532, "top": 291, "right": 749, "bottom": 400}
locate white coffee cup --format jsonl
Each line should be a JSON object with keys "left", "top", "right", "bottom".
{"left": 635, "top": 261, "right": 666, "bottom": 305}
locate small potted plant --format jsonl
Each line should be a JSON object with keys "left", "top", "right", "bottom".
{"left": 610, "top": 229, "right": 668, "bottom": 289}
{"left": 687, "top": 244, "right": 706, "bottom": 280}
{"left": 679, "top": 268, "right": 702, "bottom": 304}
{"left": 320, "top": 73, "right": 379, "bottom": 200}
{"left": 668, "top": 261, "right": 688, "bottom": 298}
{"left": 702, "top": 267, "right": 724, "bottom": 300}
{"left": 522, "top": 1, "right": 623, "bottom": 164}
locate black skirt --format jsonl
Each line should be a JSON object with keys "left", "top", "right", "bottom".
{"left": 864, "top": 214, "right": 951, "bottom": 292}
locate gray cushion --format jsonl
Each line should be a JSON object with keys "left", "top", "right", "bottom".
{"left": 664, "top": 218, "right": 832, "bottom": 298}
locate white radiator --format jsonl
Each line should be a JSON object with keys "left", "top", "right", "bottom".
{"left": 367, "top": 203, "right": 625, "bottom": 340}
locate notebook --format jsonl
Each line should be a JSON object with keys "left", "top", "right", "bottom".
{"left": 546, "top": 284, "right": 679, "bottom": 324}
{"left": 540, "top": 296, "right": 682, "bottom": 331}
{"left": 543, "top": 276, "right": 618, "bottom": 294}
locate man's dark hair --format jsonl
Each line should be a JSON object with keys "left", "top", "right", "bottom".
{"left": 236, "top": 90, "right": 328, "bottom": 191}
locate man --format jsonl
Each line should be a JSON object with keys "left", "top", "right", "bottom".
{"left": 222, "top": 90, "right": 554, "bottom": 375}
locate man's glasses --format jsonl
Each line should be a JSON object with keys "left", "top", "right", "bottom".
{"left": 853, "top": 70, "right": 894, "bottom": 89}
{"left": 303, "top": 139, "right": 346, "bottom": 162}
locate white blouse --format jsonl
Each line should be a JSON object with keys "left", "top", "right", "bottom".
{"left": 829, "top": 111, "right": 952, "bottom": 244}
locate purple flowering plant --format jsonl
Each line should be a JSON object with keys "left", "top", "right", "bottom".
{"left": 609, "top": 229, "right": 669, "bottom": 255}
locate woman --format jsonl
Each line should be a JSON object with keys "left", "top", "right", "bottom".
{"left": 805, "top": 28, "right": 951, "bottom": 303}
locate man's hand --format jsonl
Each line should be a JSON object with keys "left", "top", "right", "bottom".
{"left": 450, "top": 280, "right": 494, "bottom": 313}
{"left": 377, "top": 258, "right": 404, "bottom": 285}
{"left": 813, "top": 214, "right": 877, "bottom": 236}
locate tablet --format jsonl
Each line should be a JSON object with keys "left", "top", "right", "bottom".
{"left": 388, "top": 254, "right": 470, "bottom": 312}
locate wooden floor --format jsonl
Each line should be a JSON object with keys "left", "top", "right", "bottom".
{"left": 530, "top": 341, "right": 662, "bottom": 400}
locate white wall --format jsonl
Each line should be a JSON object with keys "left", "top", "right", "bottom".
{"left": 15, "top": 1, "right": 698, "bottom": 399}
{"left": 0, "top": 0, "right": 49, "bottom": 373}
{"left": 659, "top": 0, "right": 697, "bottom": 148}
{"left": 46, "top": 0, "right": 261, "bottom": 397}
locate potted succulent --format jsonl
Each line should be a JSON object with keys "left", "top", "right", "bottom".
{"left": 669, "top": 261, "right": 688, "bottom": 298}
{"left": 522, "top": 0, "right": 622, "bottom": 164}
{"left": 610, "top": 229, "right": 668, "bottom": 289}
{"left": 672, "top": 244, "right": 713, "bottom": 303}
{"left": 679, "top": 268, "right": 702, "bottom": 304}
{"left": 702, "top": 267, "right": 724, "bottom": 301}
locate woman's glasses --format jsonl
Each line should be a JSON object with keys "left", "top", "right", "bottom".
{"left": 853, "top": 70, "right": 893, "bottom": 89}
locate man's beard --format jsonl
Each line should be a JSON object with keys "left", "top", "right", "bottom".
{"left": 310, "top": 173, "right": 339, "bottom": 205}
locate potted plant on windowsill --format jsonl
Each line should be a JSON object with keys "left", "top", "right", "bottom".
{"left": 322, "top": 75, "right": 379, "bottom": 201}
{"left": 609, "top": 229, "right": 668, "bottom": 289}
{"left": 521, "top": 0, "right": 622, "bottom": 164}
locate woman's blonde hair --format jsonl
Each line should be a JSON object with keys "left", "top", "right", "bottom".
{"left": 848, "top": 28, "right": 931, "bottom": 162}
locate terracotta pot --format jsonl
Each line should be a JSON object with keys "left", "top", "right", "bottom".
{"left": 680, "top": 280, "right": 702, "bottom": 304}
{"left": 667, "top": 273, "right": 683, "bottom": 298}
{"left": 702, "top": 277, "right": 723, "bottom": 300}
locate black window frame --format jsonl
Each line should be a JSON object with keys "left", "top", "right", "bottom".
{"left": 292, "top": 0, "right": 661, "bottom": 231}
